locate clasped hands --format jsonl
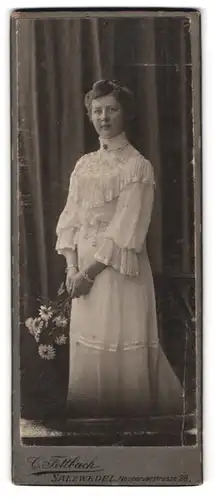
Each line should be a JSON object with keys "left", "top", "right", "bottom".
{"left": 66, "top": 260, "right": 106, "bottom": 299}
{"left": 66, "top": 267, "right": 93, "bottom": 299}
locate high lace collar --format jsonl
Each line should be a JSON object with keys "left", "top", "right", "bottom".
{"left": 99, "top": 131, "right": 129, "bottom": 152}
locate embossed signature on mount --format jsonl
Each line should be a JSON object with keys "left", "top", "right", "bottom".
{"left": 27, "top": 456, "right": 103, "bottom": 476}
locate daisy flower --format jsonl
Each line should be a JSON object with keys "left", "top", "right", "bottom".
{"left": 25, "top": 317, "right": 34, "bottom": 335}
{"left": 39, "top": 305, "right": 53, "bottom": 322}
{"left": 55, "top": 334, "right": 67, "bottom": 345}
{"left": 35, "top": 333, "right": 41, "bottom": 343}
{"left": 53, "top": 315, "right": 68, "bottom": 328}
{"left": 38, "top": 344, "right": 56, "bottom": 360}
{"left": 31, "top": 317, "right": 44, "bottom": 335}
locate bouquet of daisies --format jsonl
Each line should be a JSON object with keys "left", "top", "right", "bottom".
{"left": 25, "top": 281, "right": 71, "bottom": 360}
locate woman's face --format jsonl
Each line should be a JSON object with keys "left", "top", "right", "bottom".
{"left": 91, "top": 93, "right": 124, "bottom": 139}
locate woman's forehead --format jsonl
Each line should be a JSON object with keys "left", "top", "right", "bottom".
{"left": 91, "top": 93, "right": 119, "bottom": 108}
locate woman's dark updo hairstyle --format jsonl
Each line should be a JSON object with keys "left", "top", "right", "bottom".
{"left": 84, "top": 79, "right": 135, "bottom": 121}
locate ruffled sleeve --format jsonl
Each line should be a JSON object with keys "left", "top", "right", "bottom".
{"left": 94, "top": 159, "right": 155, "bottom": 276}
{"left": 55, "top": 166, "right": 81, "bottom": 262}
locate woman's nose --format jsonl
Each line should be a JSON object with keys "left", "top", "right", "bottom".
{"left": 101, "top": 108, "right": 109, "bottom": 121}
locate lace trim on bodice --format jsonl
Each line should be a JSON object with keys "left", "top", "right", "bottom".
{"left": 69, "top": 148, "right": 155, "bottom": 210}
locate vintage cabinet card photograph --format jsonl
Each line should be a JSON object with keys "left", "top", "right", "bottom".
{"left": 11, "top": 8, "right": 202, "bottom": 486}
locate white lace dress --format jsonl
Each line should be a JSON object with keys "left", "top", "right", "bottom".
{"left": 56, "top": 132, "right": 182, "bottom": 417}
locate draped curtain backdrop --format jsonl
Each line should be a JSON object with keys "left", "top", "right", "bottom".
{"left": 17, "top": 16, "right": 194, "bottom": 418}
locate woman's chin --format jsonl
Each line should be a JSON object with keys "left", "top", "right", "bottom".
{"left": 99, "top": 129, "right": 121, "bottom": 139}
{"left": 99, "top": 129, "right": 112, "bottom": 138}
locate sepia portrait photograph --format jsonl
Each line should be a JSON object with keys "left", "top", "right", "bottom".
{"left": 11, "top": 8, "right": 202, "bottom": 485}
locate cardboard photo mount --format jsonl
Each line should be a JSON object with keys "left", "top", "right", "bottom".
{"left": 11, "top": 9, "right": 202, "bottom": 486}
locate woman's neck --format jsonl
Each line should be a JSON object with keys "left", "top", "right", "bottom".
{"left": 99, "top": 131, "right": 129, "bottom": 151}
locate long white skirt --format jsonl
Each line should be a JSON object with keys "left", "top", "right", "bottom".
{"left": 67, "top": 231, "right": 183, "bottom": 417}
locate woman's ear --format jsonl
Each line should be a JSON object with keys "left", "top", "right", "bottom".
{"left": 88, "top": 111, "right": 93, "bottom": 123}
{"left": 84, "top": 90, "right": 92, "bottom": 121}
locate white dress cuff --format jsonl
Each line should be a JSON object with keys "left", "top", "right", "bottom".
{"left": 94, "top": 238, "right": 139, "bottom": 277}
{"left": 55, "top": 227, "right": 79, "bottom": 254}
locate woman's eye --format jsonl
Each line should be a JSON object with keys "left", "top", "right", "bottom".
{"left": 93, "top": 106, "right": 119, "bottom": 115}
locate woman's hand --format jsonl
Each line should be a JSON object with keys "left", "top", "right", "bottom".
{"left": 85, "top": 260, "right": 107, "bottom": 281}
{"left": 67, "top": 260, "right": 106, "bottom": 299}
{"left": 66, "top": 267, "right": 78, "bottom": 294}
{"left": 70, "top": 272, "right": 93, "bottom": 299}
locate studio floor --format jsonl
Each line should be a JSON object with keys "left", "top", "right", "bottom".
{"left": 20, "top": 413, "right": 197, "bottom": 447}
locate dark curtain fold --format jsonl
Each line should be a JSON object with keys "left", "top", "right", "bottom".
{"left": 134, "top": 19, "right": 163, "bottom": 271}
{"left": 18, "top": 21, "right": 48, "bottom": 301}
{"left": 17, "top": 16, "right": 194, "bottom": 418}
